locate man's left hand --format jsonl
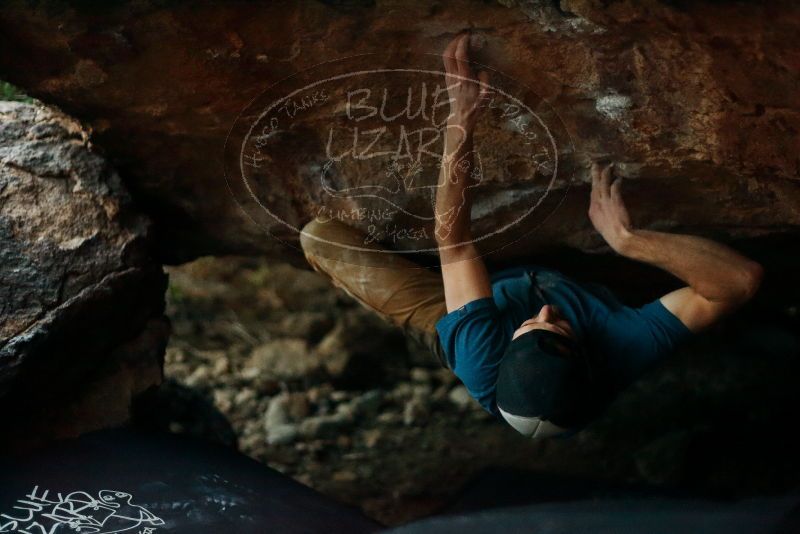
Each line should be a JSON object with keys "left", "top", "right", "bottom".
{"left": 589, "top": 162, "right": 633, "bottom": 253}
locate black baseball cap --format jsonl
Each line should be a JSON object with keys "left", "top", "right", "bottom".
{"left": 495, "top": 329, "right": 610, "bottom": 438}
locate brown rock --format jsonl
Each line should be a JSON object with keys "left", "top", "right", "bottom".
{"left": 315, "top": 308, "right": 409, "bottom": 389}
{"left": 277, "top": 312, "right": 335, "bottom": 343}
{"left": 0, "top": 1, "right": 796, "bottom": 268}
{"left": 247, "top": 338, "right": 320, "bottom": 381}
{"left": 0, "top": 102, "right": 168, "bottom": 448}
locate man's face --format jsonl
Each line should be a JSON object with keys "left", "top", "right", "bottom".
{"left": 512, "top": 304, "right": 575, "bottom": 341}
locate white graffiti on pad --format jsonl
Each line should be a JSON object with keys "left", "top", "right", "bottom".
{"left": 0, "top": 486, "right": 164, "bottom": 533}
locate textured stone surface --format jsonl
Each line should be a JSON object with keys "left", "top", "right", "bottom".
{"left": 247, "top": 338, "right": 319, "bottom": 381}
{"left": 0, "top": 0, "right": 797, "bottom": 265}
{"left": 0, "top": 102, "right": 168, "bottom": 445}
{"left": 149, "top": 254, "right": 800, "bottom": 525}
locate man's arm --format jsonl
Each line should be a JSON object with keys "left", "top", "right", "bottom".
{"left": 435, "top": 33, "right": 492, "bottom": 313}
{"left": 589, "top": 162, "right": 763, "bottom": 333}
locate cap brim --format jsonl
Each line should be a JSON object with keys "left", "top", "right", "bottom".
{"left": 498, "top": 407, "right": 568, "bottom": 439}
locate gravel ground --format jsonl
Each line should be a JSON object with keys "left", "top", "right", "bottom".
{"left": 138, "top": 256, "right": 800, "bottom": 526}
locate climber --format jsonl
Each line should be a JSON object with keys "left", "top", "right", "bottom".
{"left": 300, "top": 32, "right": 763, "bottom": 438}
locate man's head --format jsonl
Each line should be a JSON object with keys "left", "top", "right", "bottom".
{"left": 496, "top": 306, "right": 607, "bottom": 439}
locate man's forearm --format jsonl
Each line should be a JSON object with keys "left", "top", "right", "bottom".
{"left": 434, "top": 125, "right": 475, "bottom": 249}
{"left": 617, "top": 229, "right": 763, "bottom": 304}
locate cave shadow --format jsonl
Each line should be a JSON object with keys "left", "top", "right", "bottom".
{"left": 433, "top": 305, "right": 800, "bottom": 518}
{"left": 407, "top": 232, "right": 800, "bottom": 512}
{"left": 131, "top": 378, "right": 239, "bottom": 449}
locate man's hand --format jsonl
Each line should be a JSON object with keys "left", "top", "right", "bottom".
{"left": 588, "top": 162, "right": 632, "bottom": 253}
{"left": 587, "top": 160, "right": 763, "bottom": 332}
{"left": 442, "top": 33, "right": 489, "bottom": 133}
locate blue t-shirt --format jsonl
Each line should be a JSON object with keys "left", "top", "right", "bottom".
{"left": 435, "top": 265, "right": 693, "bottom": 416}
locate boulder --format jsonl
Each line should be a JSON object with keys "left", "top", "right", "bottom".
{"left": 350, "top": 390, "right": 384, "bottom": 418}
{"left": 264, "top": 394, "right": 300, "bottom": 445}
{"left": 299, "top": 412, "right": 354, "bottom": 439}
{"left": 0, "top": 102, "right": 168, "bottom": 447}
{"left": 0, "top": 0, "right": 796, "bottom": 268}
{"left": 277, "top": 312, "right": 335, "bottom": 344}
{"left": 315, "top": 308, "right": 410, "bottom": 389}
{"left": 448, "top": 385, "right": 475, "bottom": 411}
{"left": 247, "top": 338, "right": 321, "bottom": 381}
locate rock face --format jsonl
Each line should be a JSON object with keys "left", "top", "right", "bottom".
{"left": 0, "top": 0, "right": 797, "bottom": 265}
{"left": 0, "top": 102, "right": 168, "bottom": 446}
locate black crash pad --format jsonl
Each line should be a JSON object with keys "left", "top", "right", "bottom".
{"left": 389, "top": 495, "right": 800, "bottom": 534}
{"left": 3, "top": 428, "right": 799, "bottom": 533}
{"left": 0, "top": 428, "right": 380, "bottom": 533}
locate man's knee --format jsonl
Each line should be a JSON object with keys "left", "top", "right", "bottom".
{"left": 299, "top": 219, "right": 325, "bottom": 256}
{"left": 300, "top": 218, "right": 362, "bottom": 252}
{"left": 299, "top": 219, "right": 363, "bottom": 281}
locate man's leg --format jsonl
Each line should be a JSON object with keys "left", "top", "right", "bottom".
{"left": 299, "top": 218, "right": 448, "bottom": 367}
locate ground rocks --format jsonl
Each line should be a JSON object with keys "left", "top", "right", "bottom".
{"left": 154, "top": 255, "right": 501, "bottom": 523}
{"left": 277, "top": 312, "right": 334, "bottom": 343}
{"left": 448, "top": 385, "right": 476, "bottom": 411}
{"left": 153, "top": 253, "right": 800, "bottom": 526}
{"left": 403, "top": 398, "right": 430, "bottom": 427}
{"left": 248, "top": 338, "right": 319, "bottom": 381}
{"left": 316, "top": 309, "right": 412, "bottom": 389}
{"left": 351, "top": 390, "right": 383, "bottom": 418}
{"left": 0, "top": 102, "right": 168, "bottom": 447}
{"left": 263, "top": 391, "right": 311, "bottom": 444}
{"left": 300, "top": 411, "right": 355, "bottom": 440}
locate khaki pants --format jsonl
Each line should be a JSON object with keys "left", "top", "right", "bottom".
{"left": 299, "top": 219, "right": 448, "bottom": 367}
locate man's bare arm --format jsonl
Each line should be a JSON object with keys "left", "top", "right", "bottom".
{"left": 435, "top": 33, "right": 492, "bottom": 313}
{"left": 589, "top": 162, "right": 763, "bottom": 332}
